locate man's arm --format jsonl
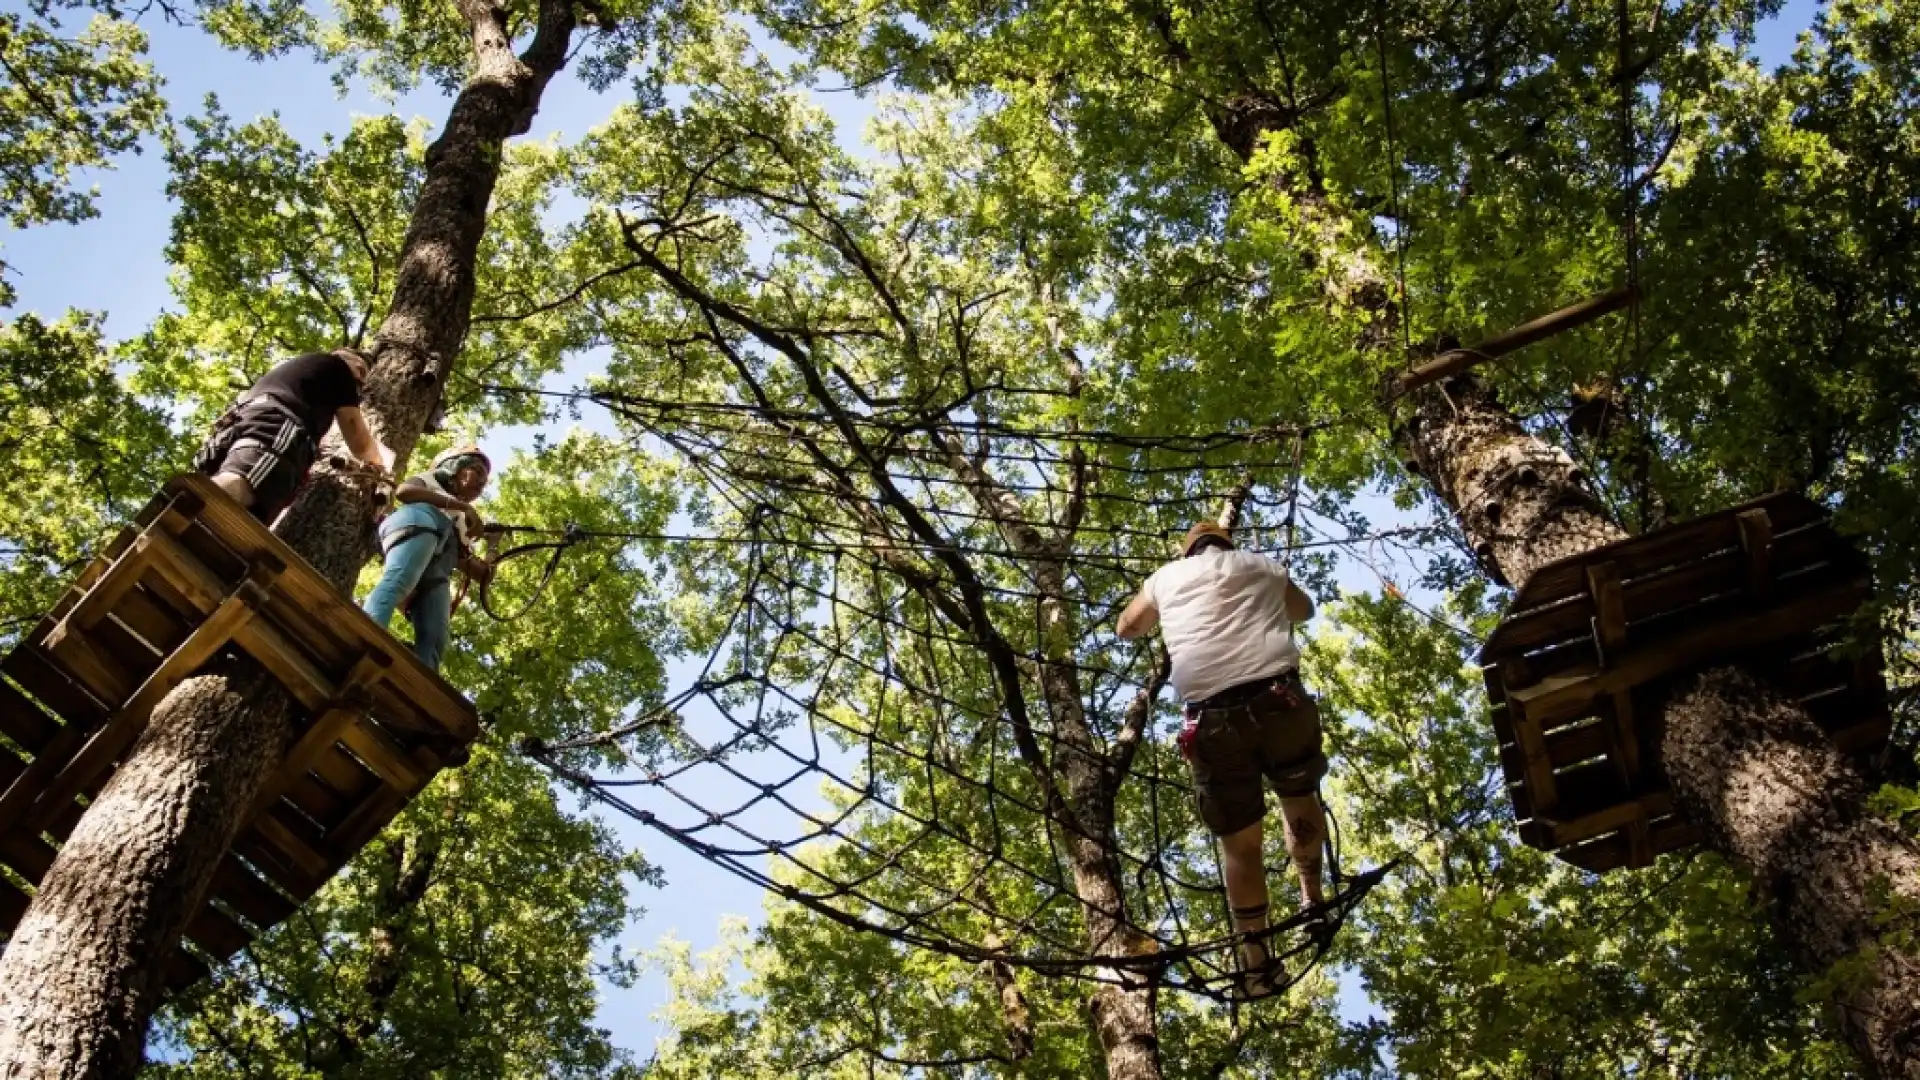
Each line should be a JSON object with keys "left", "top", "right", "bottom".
{"left": 1284, "top": 579, "right": 1315, "bottom": 623}
{"left": 395, "top": 479, "right": 483, "bottom": 535}
{"left": 1255, "top": 554, "right": 1314, "bottom": 623}
{"left": 334, "top": 406, "right": 391, "bottom": 471}
{"left": 460, "top": 554, "right": 493, "bottom": 583}
{"left": 1116, "top": 585, "right": 1159, "bottom": 639}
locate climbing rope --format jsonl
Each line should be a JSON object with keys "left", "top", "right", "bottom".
{"left": 456, "top": 522, "right": 588, "bottom": 622}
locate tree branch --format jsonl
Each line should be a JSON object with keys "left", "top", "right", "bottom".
{"left": 470, "top": 259, "right": 645, "bottom": 323}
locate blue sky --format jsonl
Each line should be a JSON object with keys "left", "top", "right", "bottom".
{"left": 1, "top": 0, "right": 1823, "bottom": 1064}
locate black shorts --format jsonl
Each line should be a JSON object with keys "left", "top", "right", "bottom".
{"left": 194, "top": 401, "right": 315, "bottom": 522}
{"left": 1184, "top": 672, "right": 1327, "bottom": 836}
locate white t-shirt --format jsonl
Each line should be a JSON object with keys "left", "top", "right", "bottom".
{"left": 1145, "top": 547, "right": 1300, "bottom": 702}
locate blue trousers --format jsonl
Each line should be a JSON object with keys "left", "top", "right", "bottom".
{"left": 363, "top": 530, "right": 453, "bottom": 671}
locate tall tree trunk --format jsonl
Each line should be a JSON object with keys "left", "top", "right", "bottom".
{"left": 1665, "top": 668, "right": 1920, "bottom": 1073}
{"left": 1399, "top": 376, "right": 1920, "bottom": 1077}
{"left": 0, "top": 4, "right": 580, "bottom": 1074}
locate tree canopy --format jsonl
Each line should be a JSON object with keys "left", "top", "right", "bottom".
{"left": 0, "top": 0, "right": 1916, "bottom": 1075}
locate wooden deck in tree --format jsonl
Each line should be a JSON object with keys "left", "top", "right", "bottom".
{"left": 0, "top": 474, "right": 477, "bottom": 987}
{"left": 1480, "top": 492, "right": 1888, "bottom": 874}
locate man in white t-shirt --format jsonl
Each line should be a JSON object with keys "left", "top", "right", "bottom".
{"left": 1117, "top": 520, "right": 1328, "bottom": 997}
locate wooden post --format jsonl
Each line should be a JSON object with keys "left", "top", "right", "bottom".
{"left": 1390, "top": 285, "right": 1639, "bottom": 397}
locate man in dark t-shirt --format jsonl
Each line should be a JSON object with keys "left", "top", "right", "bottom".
{"left": 194, "top": 348, "right": 390, "bottom": 522}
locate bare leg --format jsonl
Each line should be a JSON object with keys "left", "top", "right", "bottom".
{"left": 1218, "top": 820, "right": 1271, "bottom": 981}
{"left": 1278, "top": 794, "right": 1327, "bottom": 907}
{"left": 210, "top": 471, "right": 256, "bottom": 509}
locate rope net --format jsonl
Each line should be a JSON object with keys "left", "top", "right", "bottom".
{"left": 512, "top": 382, "right": 1419, "bottom": 1002}
{"left": 487, "top": 357, "right": 1436, "bottom": 999}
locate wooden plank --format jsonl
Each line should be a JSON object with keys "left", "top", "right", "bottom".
{"left": 233, "top": 618, "right": 335, "bottom": 711}
{"left": 308, "top": 744, "right": 381, "bottom": 803}
{"left": 232, "top": 830, "right": 327, "bottom": 901}
{"left": 1, "top": 647, "right": 107, "bottom": 728}
{"left": 80, "top": 615, "right": 167, "bottom": 689}
{"left": 1495, "top": 492, "right": 1825, "bottom": 630}
{"left": 1546, "top": 793, "right": 1674, "bottom": 848}
{"left": 210, "top": 854, "right": 296, "bottom": 932}
{"left": 0, "top": 874, "right": 29, "bottom": 935}
{"left": 43, "top": 632, "right": 139, "bottom": 710}
{"left": 49, "top": 556, "right": 111, "bottom": 623}
{"left": 1781, "top": 648, "right": 1857, "bottom": 700}
{"left": 1832, "top": 709, "right": 1892, "bottom": 754}
{"left": 182, "top": 901, "right": 254, "bottom": 963}
{"left": 0, "top": 830, "right": 55, "bottom": 881}
{"left": 163, "top": 948, "right": 211, "bottom": 991}
{"left": 1499, "top": 717, "right": 1613, "bottom": 778}
{"left": 251, "top": 707, "right": 365, "bottom": 823}
{"left": 1559, "top": 819, "right": 1703, "bottom": 873}
{"left": 327, "top": 745, "right": 443, "bottom": 858}
{"left": 0, "top": 678, "right": 59, "bottom": 752}
{"left": 1511, "top": 755, "right": 1638, "bottom": 823}
{"left": 1503, "top": 663, "right": 1560, "bottom": 816}
{"left": 1603, "top": 690, "right": 1642, "bottom": 786}
{"left": 1488, "top": 699, "right": 1516, "bottom": 750}
{"left": 371, "top": 660, "right": 479, "bottom": 743}
{"left": 0, "top": 721, "right": 96, "bottom": 837}
{"left": 364, "top": 679, "right": 452, "bottom": 740}
{"left": 1624, "top": 818, "right": 1653, "bottom": 869}
{"left": 1392, "top": 286, "right": 1638, "bottom": 397}
{"left": 44, "top": 533, "right": 161, "bottom": 651}
{"left": 1736, "top": 508, "right": 1773, "bottom": 601}
{"left": 1487, "top": 521, "right": 1837, "bottom": 659}
{"left": 245, "top": 649, "right": 386, "bottom": 823}
{"left": 281, "top": 770, "right": 352, "bottom": 828}
{"left": 1587, "top": 562, "right": 1627, "bottom": 658}
{"left": 133, "top": 489, "right": 202, "bottom": 534}
{"left": 255, "top": 589, "right": 361, "bottom": 685}
{"left": 143, "top": 529, "right": 229, "bottom": 618}
{"left": 337, "top": 719, "right": 428, "bottom": 796}
{"left": 21, "top": 583, "right": 267, "bottom": 836}
{"left": 171, "top": 516, "right": 249, "bottom": 586}
{"left": 1507, "top": 575, "right": 1872, "bottom": 730}
{"left": 250, "top": 811, "right": 335, "bottom": 886}
{"left": 268, "top": 798, "right": 331, "bottom": 853}
{"left": 112, "top": 586, "right": 192, "bottom": 655}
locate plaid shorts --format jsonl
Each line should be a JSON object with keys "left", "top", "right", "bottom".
{"left": 194, "top": 400, "right": 315, "bottom": 522}
{"left": 1181, "top": 671, "right": 1327, "bottom": 836}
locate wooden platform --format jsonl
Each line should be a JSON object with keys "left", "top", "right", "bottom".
{"left": 0, "top": 474, "right": 477, "bottom": 986}
{"left": 1481, "top": 492, "right": 1888, "bottom": 874}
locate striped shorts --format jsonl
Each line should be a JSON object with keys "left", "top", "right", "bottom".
{"left": 194, "top": 400, "right": 315, "bottom": 522}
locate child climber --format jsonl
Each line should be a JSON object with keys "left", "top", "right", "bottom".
{"left": 362, "top": 447, "right": 495, "bottom": 671}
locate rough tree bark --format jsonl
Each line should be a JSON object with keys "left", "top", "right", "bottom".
{"left": 0, "top": 3, "right": 581, "bottom": 1074}
{"left": 1398, "top": 376, "right": 1920, "bottom": 1078}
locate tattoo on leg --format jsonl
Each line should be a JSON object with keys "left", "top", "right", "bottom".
{"left": 1230, "top": 902, "right": 1270, "bottom": 924}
